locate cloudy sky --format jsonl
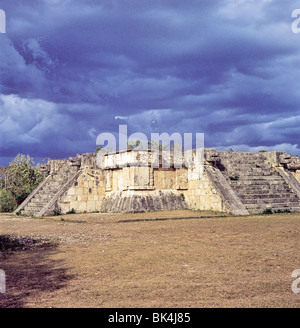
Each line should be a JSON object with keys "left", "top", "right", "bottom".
{"left": 0, "top": 0, "right": 300, "bottom": 165}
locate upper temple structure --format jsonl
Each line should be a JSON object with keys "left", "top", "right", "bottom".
{"left": 14, "top": 149, "right": 300, "bottom": 217}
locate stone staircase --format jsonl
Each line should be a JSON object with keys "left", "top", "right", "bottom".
{"left": 217, "top": 153, "right": 300, "bottom": 214}
{"left": 16, "top": 162, "right": 79, "bottom": 216}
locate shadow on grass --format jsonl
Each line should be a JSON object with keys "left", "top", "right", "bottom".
{"left": 0, "top": 235, "right": 74, "bottom": 308}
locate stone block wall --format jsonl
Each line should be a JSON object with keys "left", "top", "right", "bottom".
{"left": 58, "top": 168, "right": 105, "bottom": 214}
{"left": 183, "top": 169, "right": 227, "bottom": 212}
{"left": 100, "top": 150, "right": 227, "bottom": 213}
{"left": 104, "top": 166, "right": 154, "bottom": 191}
{"left": 154, "top": 168, "right": 176, "bottom": 189}
{"left": 16, "top": 149, "right": 300, "bottom": 216}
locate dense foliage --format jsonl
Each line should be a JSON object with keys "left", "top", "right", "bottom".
{"left": 0, "top": 154, "right": 43, "bottom": 212}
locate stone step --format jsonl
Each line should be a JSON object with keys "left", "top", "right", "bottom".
{"left": 221, "top": 161, "right": 267, "bottom": 166}
{"left": 25, "top": 202, "right": 48, "bottom": 210}
{"left": 229, "top": 179, "right": 287, "bottom": 186}
{"left": 41, "top": 185, "right": 62, "bottom": 191}
{"left": 236, "top": 191, "right": 297, "bottom": 200}
{"left": 237, "top": 188, "right": 292, "bottom": 194}
{"left": 51, "top": 177, "right": 69, "bottom": 182}
{"left": 228, "top": 176, "right": 283, "bottom": 182}
{"left": 37, "top": 189, "right": 57, "bottom": 195}
{"left": 239, "top": 193, "right": 298, "bottom": 200}
{"left": 242, "top": 197, "right": 300, "bottom": 205}
{"left": 41, "top": 185, "right": 61, "bottom": 191}
{"left": 22, "top": 210, "right": 39, "bottom": 216}
{"left": 221, "top": 155, "right": 267, "bottom": 159}
{"left": 227, "top": 172, "right": 280, "bottom": 177}
{"left": 249, "top": 208, "right": 296, "bottom": 214}
{"left": 27, "top": 198, "right": 49, "bottom": 206}
{"left": 50, "top": 172, "right": 76, "bottom": 179}
{"left": 18, "top": 163, "right": 80, "bottom": 216}
{"left": 34, "top": 194, "right": 55, "bottom": 201}
{"left": 30, "top": 199, "right": 52, "bottom": 206}
{"left": 23, "top": 209, "right": 42, "bottom": 216}
{"left": 233, "top": 184, "right": 292, "bottom": 191}
{"left": 225, "top": 165, "right": 271, "bottom": 170}
{"left": 218, "top": 155, "right": 300, "bottom": 214}
{"left": 39, "top": 187, "right": 57, "bottom": 193}
{"left": 223, "top": 166, "right": 268, "bottom": 171}
{"left": 245, "top": 203, "right": 300, "bottom": 212}
{"left": 41, "top": 183, "right": 61, "bottom": 189}
{"left": 234, "top": 188, "right": 294, "bottom": 195}
{"left": 227, "top": 172, "right": 274, "bottom": 177}
{"left": 41, "top": 184, "right": 62, "bottom": 189}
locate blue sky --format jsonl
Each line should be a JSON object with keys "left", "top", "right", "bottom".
{"left": 0, "top": 0, "right": 300, "bottom": 166}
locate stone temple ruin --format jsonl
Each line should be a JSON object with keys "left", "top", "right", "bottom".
{"left": 14, "top": 149, "right": 300, "bottom": 217}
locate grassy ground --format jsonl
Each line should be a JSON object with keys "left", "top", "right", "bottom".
{"left": 0, "top": 210, "right": 300, "bottom": 308}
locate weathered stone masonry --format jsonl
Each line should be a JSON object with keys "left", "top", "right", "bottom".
{"left": 14, "top": 149, "right": 300, "bottom": 216}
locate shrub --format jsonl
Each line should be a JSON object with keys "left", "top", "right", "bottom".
{"left": 0, "top": 154, "right": 43, "bottom": 212}
{"left": 262, "top": 209, "right": 273, "bottom": 215}
{"left": 274, "top": 209, "right": 291, "bottom": 214}
{"left": 2, "top": 154, "right": 43, "bottom": 206}
{"left": 0, "top": 190, "right": 18, "bottom": 212}
{"left": 53, "top": 207, "right": 62, "bottom": 216}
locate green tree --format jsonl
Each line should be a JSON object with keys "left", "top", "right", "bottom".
{"left": 4, "top": 154, "right": 43, "bottom": 207}
{"left": 0, "top": 190, "right": 17, "bottom": 212}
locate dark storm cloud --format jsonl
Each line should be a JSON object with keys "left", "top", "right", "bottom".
{"left": 0, "top": 0, "right": 300, "bottom": 165}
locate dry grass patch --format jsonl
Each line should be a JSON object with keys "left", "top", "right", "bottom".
{"left": 0, "top": 210, "right": 300, "bottom": 307}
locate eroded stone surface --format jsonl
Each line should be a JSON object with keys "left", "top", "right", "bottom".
{"left": 15, "top": 149, "right": 300, "bottom": 216}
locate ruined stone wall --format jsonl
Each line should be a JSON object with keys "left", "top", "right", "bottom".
{"left": 100, "top": 159, "right": 189, "bottom": 212}
{"left": 183, "top": 169, "right": 227, "bottom": 213}
{"left": 294, "top": 171, "right": 300, "bottom": 183}
{"left": 58, "top": 167, "right": 105, "bottom": 214}
{"left": 154, "top": 168, "right": 175, "bottom": 189}
{"left": 104, "top": 166, "right": 154, "bottom": 191}
{"left": 17, "top": 148, "right": 300, "bottom": 216}
{"left": 97, "top": 149, "right": 229, "bottom": 213}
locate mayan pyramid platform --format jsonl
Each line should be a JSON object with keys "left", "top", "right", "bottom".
{"left": 14, "top": 149, "right": 300, "bottom": 216}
